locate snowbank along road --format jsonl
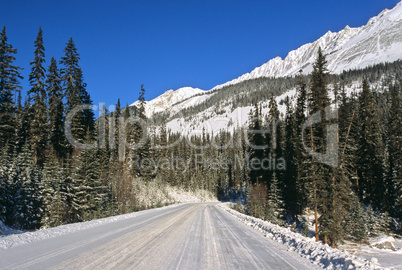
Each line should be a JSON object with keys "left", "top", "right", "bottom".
{"left": 0, "top": 203, "right": 319, "bottom": 269}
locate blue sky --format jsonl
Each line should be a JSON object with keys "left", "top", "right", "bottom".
{"left": 1, "top": 0, "right": 400, "bottom": 108}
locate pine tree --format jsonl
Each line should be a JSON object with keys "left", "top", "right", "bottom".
{"left": 27, "top": 27, "right": 47, "bottom": 166}
{"left": 123, "top": 106, "right": 132, "bottom": 164}
{"left": 110, "top": 98, "right": 121, "bottom": 161}
{"left": 78, "top": 68, "right": 95, "bottom": 135}
{"left": 46, "top": 57, "right": 65, "bottom": 159}
{"left": 60, "top": 38, "right": 80, "bottom": 112}
{"left": 320, "top": 166, "right": 354, "bottom": 247}
{"left": 133, "top": 85, "right": 152, "bottom": 180}
{"left": 265, "top": 172, "right": 285, "bottom": 225}
{"left": 357, "top": 79, "right": 385, "bottom": 210}
{"left": 158, "top": 123, "right": 169, "bottom": 181}
{"left": 283, "top": 97, "right": 298, "bottom": 218}
{"left": 62, "top": 158, "right": 75, "bottom": 223}
{"left": 0, "top": 148, "right": 15, "bottom": 226}
{"left": 319, "top": 86, "right": 357, "bottom": 247}
{"left": 49, "top": 168, "right": 69, "bottom": 226}
{"left": 310, "top": 47, "right": 330, "bottom": 115}
{"left": 10, "top": 144, "right": 42, "bottom": 229}
{"left": 41, "top": 149, "right": 70, "bottom": 227}
{"left": 98, "top": 104, "right": 111, "bottom": 193}
{"left": 263, "top": 93, "right": 280, "bottom": 187}
{"left": 302, "top": 47, "right": 331, "bottom": 242}
{"left": 387, "top": 82, "right": 402, "bottom": 219}
{"left": 138, "top": 84, "right": 146, "bottom": 118}
{"left": 338, "top": 87, "right": 359, "bottom": 191}
{"left": 247, "top": 104, "right": 265, "bottom": 185}
{"left": 15, "top": 98, "right": 30, "bottom": 153}
{"left": 294, "top": 71, "right": 308, "bottom": 216}
{"left": 71, "top": 130, "right": 102, "bottom": 222}
{"left": 60, "top": 38, "right": 91, "bottom": 149}
{"left": 345, "top": 194, "right": 367, "bottom": 242}
{"left": 0, "top": 26, "right": 23, "bottom": 150}
{"left": 41, "top": 154, "right": 58, "bottom": 227}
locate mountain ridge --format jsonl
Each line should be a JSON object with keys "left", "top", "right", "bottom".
{"left": 132, "top": 2, "right": 402, "bottom": 119}
{"left": 212, "top": 1, "right": 402, "bottom": 89}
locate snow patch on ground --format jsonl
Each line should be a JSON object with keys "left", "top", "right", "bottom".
{"left": 166, "top": 186, "right": 217, "bottom": 203}
{"left": 340, "top": 237, "right": 402, "bottom": 270}
{"left": 220, "top": 203, "right": 392, "bottom": 270}
{"left": 369, "top": 236, "right": 396, "bottom": 246}
{"left": 130, "top": 177, "right": 217, "bottom": 208}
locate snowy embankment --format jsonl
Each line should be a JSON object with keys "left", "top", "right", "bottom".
{"left": 0, "top": 187, "right": 216, "bottom": 250}
{"left": 220, "top": 203, "right": 390, "bottom": 270}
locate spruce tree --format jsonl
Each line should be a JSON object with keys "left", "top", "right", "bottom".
{"left": 263, "top": 93, "right": 280, "bottom": 187}
{"left": 283, "top": 97, "right": 298, "bottom": 218}
{"left": 302, "top": 47, "right": 331, "bottom": 242}
{"left": 265, "top": 172, "right": 285, "bottom": 225}
{"left": 41, "top": 154, "right": 58, "bottom": 227}
{"left": 0, "top": 148, "right": 15, "bottom": 226}
{"left": 357, "top": 79, "right": 385, "bottom": 210}
{"left": 10, "top": 143, "right": 42, "bottom": 229}
{"left": 77, "top": 68, "right": 95, "bottom": 135}
{"left": 41, "top": 150, "right": 69, "bottom": 228}
{"left": 388, "top": 82, "right": 402, "bottom": 219}
{"left": 110, "top": 98, "right": 121, "bottom": 161}
{"left": 15, "top": 99, "right": 30, "bottom": 153}
{"left": 123, "top": 106, "right": 132, "bottom": 164}
{"left": 294, "top": 71, "right": 308, "bottom": 216}
{"left": 247, "top": 104, "right": 265, "bottom": 185}
{"left": 134, "top": 85, "right": 151, "bottom": 180}
{"left": 344, "top": 194, "right": 367, "bottom": 242}
{"left": 60, "top": 38, "right": 92, "bottom": 149}
{"left": 46, "top": 57, "right": 65, "bottom": 159}
{"left": 98, "top": 104, "right": 110, "bottom": 191}
{"left": 0, "top": 26, "right": 23, "bottom": 150}
{"left": 28, "top": 27, "right": 47, "bottom": 166}
{"left": 310, "top": 47, "right": 330, "bottom": 115}
{"left": 158, "top": 123, "right": 169, "bottom": 181}
{"left": 318, "top": 85, "right": 358, "bottom": 247}
{"left": 60, "top": 38, "right": 80, "bottom": 113}
{"left": 338, "top": 87, "right": 359, "bottom": 190}
{"left": 71, "top": 130, "right": 102, "bottom": 222}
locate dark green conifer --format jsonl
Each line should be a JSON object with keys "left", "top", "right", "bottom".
{"left": 28, "top": 27, "right": 47, "bottom": 166}
{"left": 357, "top": 79, "right": 385, "bottom": 209}
{"left": 387, "top": 82, "right": 402, "bottom": 219}
{"left": 247, "top": 104, "right": 265, "bottom": 185}
{"left": 0, "top": 26, "right": 23, "bottom": 150}
{"left": 47, "top": 57, "right": 65, "bottom": 159}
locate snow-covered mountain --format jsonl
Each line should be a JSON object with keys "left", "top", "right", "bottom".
{"left": 131, "top": 2, "right": 402, "bottom": 133}
{"left": 130, "top": 87, "right": 206, "bottom": 118}
{"left": 213, "top": 1, "right": 402, "bottom": 89}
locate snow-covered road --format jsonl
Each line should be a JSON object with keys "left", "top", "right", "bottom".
{"left": 0, "top": 203, "right": 318, "bottom": 269}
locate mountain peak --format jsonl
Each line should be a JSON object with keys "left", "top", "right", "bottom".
{"left": 212, "top": 1, "right": 402, "bottom": 90}
{"left": 132, "top": 2, "right": 402, "bottom": 119}
{"left": 130, "top": 86, "right": 205, "bottom": 118}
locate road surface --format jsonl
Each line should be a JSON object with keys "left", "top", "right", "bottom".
{"left": 0, "top": 203, "right": 318, "bottom": 269}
